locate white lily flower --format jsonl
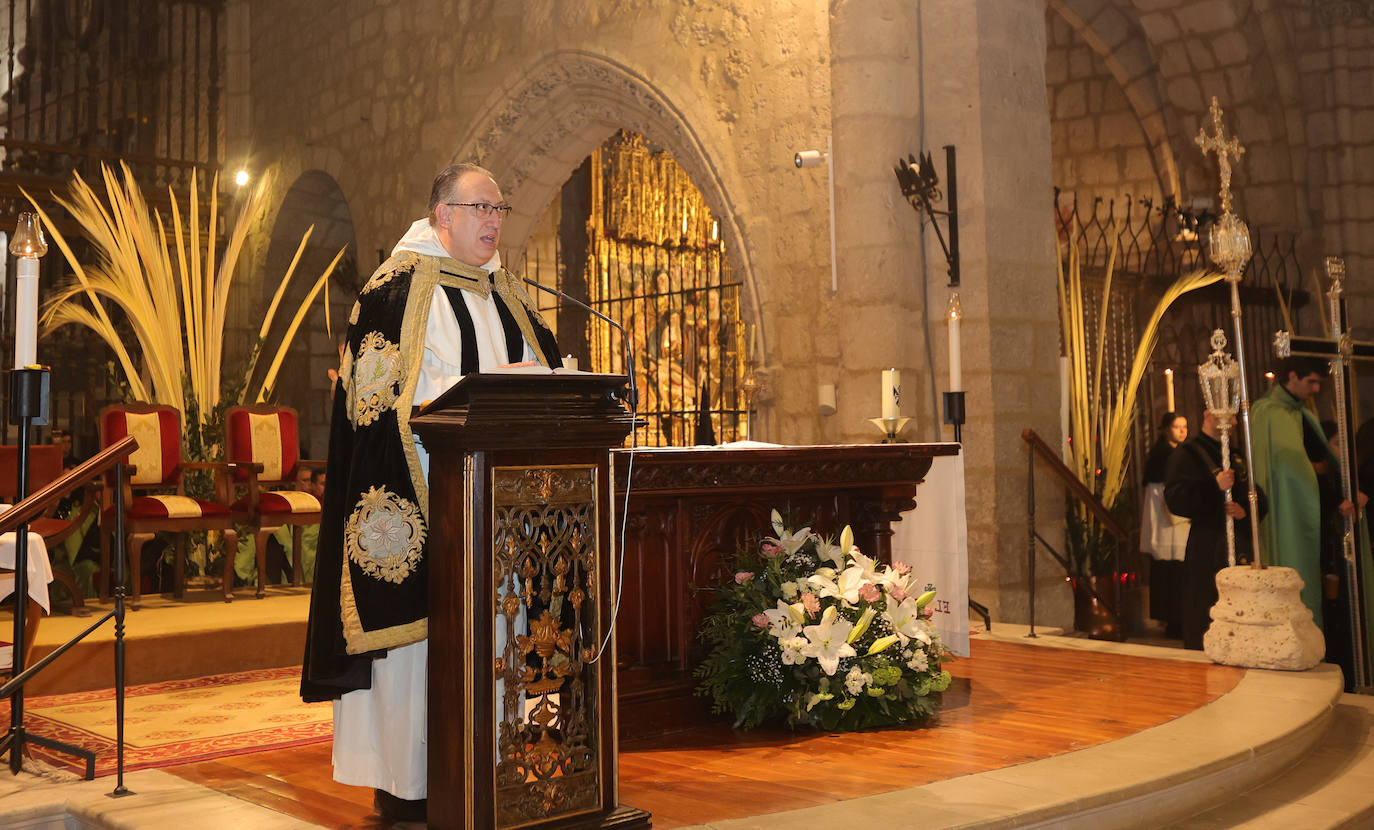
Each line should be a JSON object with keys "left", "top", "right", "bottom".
{"left": 807, "top": 566, "right": 864, "bottom": 606}
{"left": 801, "top": 605, "right": 857, "bottom": 676}
{"left": 846, "top": 548, "right": 885, "bottom": 584}
{"left": 815, "top": 539, "right": 845, "bottom": 569}
{"left": 885, "top": 570, "right": 918, "bottom": 599}
{"left": 884, "top": 595, "right": 932, "bottom": 645}
{"left": 765, "top": 523, "right": 813, "bottom": 557}
{"left": 762, "top": 600, "right": 802, "bottom": 640}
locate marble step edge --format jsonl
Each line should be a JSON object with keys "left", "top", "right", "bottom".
{"left": 682, "top": 663, "right": 1343, "bottom": 830}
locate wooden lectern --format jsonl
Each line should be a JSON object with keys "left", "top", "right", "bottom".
{"left": 411, "top": 372, "right": 650, "bottom": 830}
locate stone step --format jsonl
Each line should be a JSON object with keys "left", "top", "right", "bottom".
{"left": 1162, "top": 693, "right": 1374, "bottom": 829}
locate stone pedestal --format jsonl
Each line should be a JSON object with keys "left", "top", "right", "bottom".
{"left": 1204, "top": 565, "right": 1325, "bottom": 671}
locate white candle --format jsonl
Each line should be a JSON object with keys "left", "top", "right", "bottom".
{"left": 882, "top": 368, "right": 900, "bottom": 420}
{"left": 946, "top": 292, "right": 963, "bottom": 392}
{"left": 749, "top": 324, "right": 757, "bottom": 362}
{"left": 15, "top": 256, "right": 38, "bottom": 369}
{"left": 1164, "top": 368, "right": 1175, "bottom": 412}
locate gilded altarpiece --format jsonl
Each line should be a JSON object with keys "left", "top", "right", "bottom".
{"left": 491, "top": 465, "right": 603, "bottom": 827}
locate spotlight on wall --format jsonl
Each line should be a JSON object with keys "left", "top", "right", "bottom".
{"left": 794, "top": 149, "right": 826, "bottom": 168}
{"left": 234, "top": 169, "right": 251, "bottom": 187}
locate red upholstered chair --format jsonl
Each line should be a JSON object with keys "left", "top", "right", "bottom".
{"left": 225, "top": 405, "right": 323, "bottom": 597}
{"left": 98, "top": 404, "right": 238, "bottom": 609}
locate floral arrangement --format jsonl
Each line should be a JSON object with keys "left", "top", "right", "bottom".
{"left": 695, "top": 510, "right": 952, "bottom": 731}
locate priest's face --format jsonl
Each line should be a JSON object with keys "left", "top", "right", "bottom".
{"left": 435, "top": 172, "right": 504, "bottom": 267}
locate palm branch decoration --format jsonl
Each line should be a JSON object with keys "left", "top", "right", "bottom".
{"left": 1058, "top": 231, "right": 1223, "bottom": 517}
{"left": 26, "top": 162, "right": 343, "bottom": 450}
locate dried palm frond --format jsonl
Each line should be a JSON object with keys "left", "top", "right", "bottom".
{"left": 29, "top": 162, "right": 341, "bottom": 444}
{"left": 1059, "top": 233, "right": 1223, "bottom": 516}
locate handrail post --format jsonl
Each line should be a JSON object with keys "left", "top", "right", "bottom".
{"left": 6, "top": 367, "right": 41, "bottom": 774}
{"left": 112, "top": 461, "right": 130, "bottom": 796}
{"left": 1027, "top": 441, "right": 1037, "bottom": 638}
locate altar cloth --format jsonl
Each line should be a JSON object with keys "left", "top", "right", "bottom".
{"left": 891, "top": 451, "right": 970, "bottom": 657}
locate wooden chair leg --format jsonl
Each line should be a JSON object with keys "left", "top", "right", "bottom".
{"left": 292, "top": 525, "right": 304, "bottom": 588}
{"left": 173, "top": 533, "right": 187, "bottom": 600}
{"left": 222, "top": 527, "right": 238, "bottom": 603}
{"left": 254, "top": 527, "right": 273, "bottom": 599}
{"left": 49, "top": 569, "right": 90, "bottom": 617}
{"left": 127, "top": 532, "right": 155, "bottom": 611}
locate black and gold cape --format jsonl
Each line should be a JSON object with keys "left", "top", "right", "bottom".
{"left": 302, "top": 250, "right": 560, "bottom": 701}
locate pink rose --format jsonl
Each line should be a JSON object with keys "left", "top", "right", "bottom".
{"left": 859, "top": 583, "right": 881, "bottom": 603}
{"left": 895, "top": 562, "right": 911, "bottom": 575}
{"left": 735, "top": 571, "right": 755, "bottom": 585}
{"left": 889, "top": 584, "right": 908, "bottom": 603}
{"left": 761, "top": 542, "right": 783, "bottom": 558}
{"left": 801, "top": 592, "right": 821, "bottom": 616}
{"left": 751, "top": 612, "right": 770, "bottom": 629}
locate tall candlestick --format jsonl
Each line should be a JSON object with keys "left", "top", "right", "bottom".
{"left": 947, "top": 292, "right": 963, "bottom": 392}
{"left": 1164, "top": 368, "right": 1175, "bottom": 412}
{"left": 882, "top": 368, "right": 901, "bottom": 420}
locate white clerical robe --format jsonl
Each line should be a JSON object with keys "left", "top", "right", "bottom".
{"left": 331, "top": 221, "right": 533, "bottom": 799}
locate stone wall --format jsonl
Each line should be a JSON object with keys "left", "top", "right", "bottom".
{"left": 1047, "top": 9, "right": 1164, "bottom": 209}
{"left": 229, "top": 0, "right": 1070, "bottom": 625}
{"left": 1293, "top": 7, "right": 1374, "bottom": 341}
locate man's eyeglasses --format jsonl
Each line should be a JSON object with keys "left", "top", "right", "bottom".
{"left": 444, "top": 202, "right": 513, "bottom": 218}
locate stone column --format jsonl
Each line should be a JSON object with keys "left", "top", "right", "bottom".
{"left": 831, "top": 0, "right": 1067, "bottom": 625}
{"left": 919, "top": 0, "right": 1066, "bottom": 624}
{"left": 828, "top": 0, "right": 924, "bottom": 445}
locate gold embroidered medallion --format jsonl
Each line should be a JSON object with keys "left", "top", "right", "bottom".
{"left": 344, "top": 485, "right": 426, "bottom": 584}
{"left": 351, "top": 331, "right": 403, "bottom": 426}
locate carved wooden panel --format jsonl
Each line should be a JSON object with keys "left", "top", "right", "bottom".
{"left": 492, "top": 465, "right": 603, "bottom": 827}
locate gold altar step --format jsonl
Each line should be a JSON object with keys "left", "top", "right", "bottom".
{"left": 23, "top": 588, "right": 310, "bottom": 697}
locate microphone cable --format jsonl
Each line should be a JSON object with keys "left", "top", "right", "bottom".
{"left": 520, "top": 276, "right": 637, "bottom": 665}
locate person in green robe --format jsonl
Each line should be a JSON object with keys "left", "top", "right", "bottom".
{"left": 1251, "top": 357, "right": 1373, "bottom": 656}
{"left": 1252, "top": 357, "right": 1334, "bottom": 624}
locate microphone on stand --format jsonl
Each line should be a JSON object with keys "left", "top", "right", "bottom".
{"left": 522, "top": 277, "right": 639, "bottom": 410}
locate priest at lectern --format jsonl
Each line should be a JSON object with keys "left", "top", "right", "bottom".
{"left": 301, "top": 162, "right": 561, "bottom": 822}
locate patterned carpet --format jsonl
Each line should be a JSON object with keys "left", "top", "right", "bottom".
{"left": 4, "top": 666, "right": 332, "bottom": 777}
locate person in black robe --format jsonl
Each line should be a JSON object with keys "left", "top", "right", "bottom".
{"left": 1164, "top": 410, "right": 1266, "bottom": 650}
{"left": 1141, "top": 412, "right": 1188, "bottom": 638}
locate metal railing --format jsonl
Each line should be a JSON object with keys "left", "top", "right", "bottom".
{"left": 1, "top": 435, "right": 136, "bottom": 787}
{"left": 1022, "top": 428, "right": 1130, "bottom": 639}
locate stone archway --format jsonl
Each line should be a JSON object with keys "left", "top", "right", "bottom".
{"left": 449, "top": 50, "right": 762, "bottom": 345}
{"left": 1050, "top": 0, "right": 1181, "bottom": 202}
{"left": 255, "top": 170, "right": 359, "bottom": 457}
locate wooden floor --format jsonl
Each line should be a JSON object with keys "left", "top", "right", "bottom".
{"left": 166, "top": 638, "right": 1244, "bottom": 828}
